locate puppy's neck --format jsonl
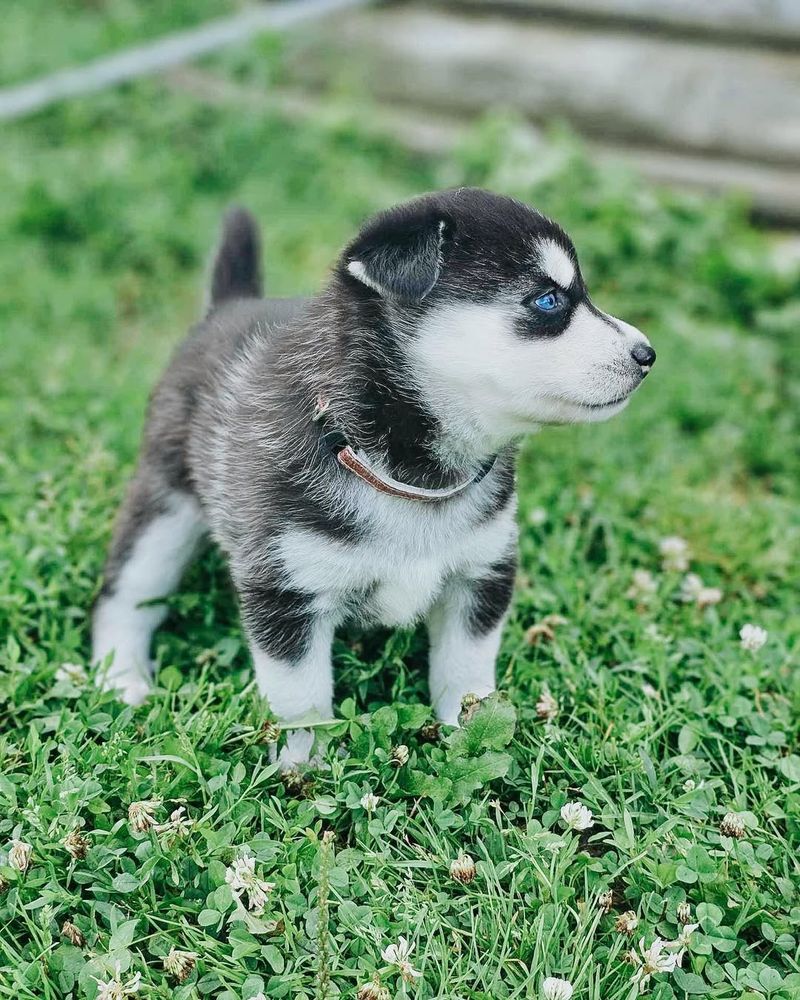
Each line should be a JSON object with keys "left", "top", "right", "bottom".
{"left": 321, "top": 288, "right": 502, "bottom": 490}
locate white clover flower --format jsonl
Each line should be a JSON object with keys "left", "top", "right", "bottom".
{"left": 357, "top": 982, "right": 390, "bottom": 1000}
{"left": 627, "top": 569, "right": 658, "bottom": 601}
{"left": 9, "top": 839, "right": 32, "bottom": 872}
{"left": 381, "top": 936, "right": 422, "bottom": 982}
{"left": 682, "top": 779, "right": 696, "bottom": 792}
{"left": 535, "top": 687, "right": 559, "bottom": 722}
{"left": 360, "top": 791, "right": 380, "bottom": 812}
{"left": 659, "top": 536, "right": 690, "bottom": 572}
{"left": 225, "top": 854, "right": 276, "bottom": 915}
{"left": 560, "top": 801, "right": 594, "bottom": 832}
{"left": 63, "top": 828, "right": 90, "bottom": 860}
{"left": 643, "top": 623, "right": 670, "bottom": 644}
{"left": 658, "top": 922, "right": 699, "bottom": 970}
{"left": 678, "top": 573, "right": 704, "bottom": 602}
{"left": 696, "top": 586, "right": 723, "bottom": 608}
{"left": 449, "top": 852, "right": 477, "bottom": 885}
{"left": 615, "top": 911, "right": 639, "bottom": 934}
{"left": 528, "top": 507, "right": 548, "bottom": 526}
{"left": 127, "top": 798, "right": 161, "bottom": 834}
{"left": 92, "top": 963, "right": 142, "bottom": 1000}
{"left": 163, "top": 946, "right": 199, "bottom": 982}
{"left": 739, "top": 624, "right": 767, "bottom": 652}
{"left": 62, "top": 919, "right": 85, "bottom": 947}
{"left": 390, "top": 744, "right": 410, "bottom": 767}
{"left": 671, "top": 922, "right": 699, "bottom": 953}
{"left": 597, "top": 889, "right": 614, "bottom": 913}
{"left": 678, "top": 572, "right": 723, "bottom": 608}
{"left": 259, "top": 721, "right": 281, "bottom": 744}
{"left": 155, "top": 806, "right": 193, "bottom": 838}
{"left": 542, "top": 977, "right": 574, "bottom": 1000}
{"left": 629, "top": 937, "right": 681, "bottom": 991}
{"left": 56, "top": 662, "right": 88, "bottom": 684}
{"left": 720, "top": 812, "right": 746, "bottom": 839}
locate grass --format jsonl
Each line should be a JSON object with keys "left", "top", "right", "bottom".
{"left": 1, "top": 0, "right": 241, "bottom": 87}
{"left": 1, "top": 16, "right": 800, "bottom": 1000}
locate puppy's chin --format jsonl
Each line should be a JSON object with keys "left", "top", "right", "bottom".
{"left": 570, "top": 396, "right": 631, "bottom": 424}
{"left": 530, "top": 395, "right": 631, "bottom": 426}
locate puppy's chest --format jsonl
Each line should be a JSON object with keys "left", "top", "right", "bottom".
{"left": 277, "top": 500, "right": 514, "bottom": 627}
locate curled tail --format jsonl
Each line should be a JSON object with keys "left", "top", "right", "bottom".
{"left": 209, "top": 206, "right": 263, "bottom": 306}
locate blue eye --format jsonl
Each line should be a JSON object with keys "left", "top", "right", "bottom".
{"left": 533, "top": 291, "right": 559, "bottom": 312}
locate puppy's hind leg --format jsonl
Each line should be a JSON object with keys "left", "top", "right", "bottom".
{"left": 92, "top": 471, "right": 205, "bottom": 704}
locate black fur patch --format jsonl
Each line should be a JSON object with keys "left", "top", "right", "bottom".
{"left": 335, "top": 298, "right": 451, "bottom": 488}
{"left": 277, "top": 442, "right": 365, "bottom": 544}
{"left": 475, "top": 452, "right": 517, "bottom": 525}
{"left": 345, "top": 210, "right": 448, "bottom": 304}
{"left": 238, "top": 583, "right": 316, "bottom": 662}
{"left": 467, "top": 552, "right": 517, "bottom": 636}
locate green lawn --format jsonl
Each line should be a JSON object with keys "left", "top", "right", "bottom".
{"left": 0, "top": 0, "right": 241, "bottom": 87}
{"left": 1, "top": 24, "right": 799, "bottom": 1000}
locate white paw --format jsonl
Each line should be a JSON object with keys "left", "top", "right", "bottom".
{"left": 95, "top": 657, "right": 154, "bottom": 706}
{"left": 437, "top": 705, "right": 461, "bottom": 728}
{"left": 111, "top": 674, "right": 153, "bottom": 706}
{"left": 275, "top": 730, "right": 317, "bottom": 772}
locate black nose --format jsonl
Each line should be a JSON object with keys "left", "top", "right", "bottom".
{"left": 631, "top": 343, "right": 656, "bottom": 372}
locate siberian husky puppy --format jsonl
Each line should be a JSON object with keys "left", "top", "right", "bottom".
{"left": 92, "top": 188, "right": 655, "bottom": 765}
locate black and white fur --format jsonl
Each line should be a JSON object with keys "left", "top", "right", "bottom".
{"left": 92, "top": 189, "right": 655, "bottom": 765}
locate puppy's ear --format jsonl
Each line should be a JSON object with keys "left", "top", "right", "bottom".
{"left": 344, "top": 212, "right": 450, "bottom": 304}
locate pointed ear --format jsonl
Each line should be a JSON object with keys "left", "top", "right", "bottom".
{"left": 344, "top": 213, "right": 449, "bottom": 304}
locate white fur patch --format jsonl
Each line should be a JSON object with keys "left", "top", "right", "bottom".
{"left": 537, "top": 238, "right": 576, "bottom": 289}
{"left": 274, "top": 493, "right": 517, "bottom": 629}
{"left": 428, "top": 583, "right": 504, "bottom": 725}
{"left": 92, "top": 494, "right": 205, "bottom": 704}
{"left": 408, "top": 300, "right": 652, "bottom": 441}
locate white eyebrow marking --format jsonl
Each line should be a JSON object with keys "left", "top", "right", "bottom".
{"left": 537, "top": 238, "right": 576, "bottom": 288}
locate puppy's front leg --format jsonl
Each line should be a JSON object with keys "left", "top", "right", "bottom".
{"left": 238, "top": 581, "right": 334, "bottom": 768}
{"left": 427, "top": 556, "right": 516, "bottom": 726}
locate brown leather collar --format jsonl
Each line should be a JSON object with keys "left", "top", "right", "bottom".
{"left": 315, "top": 395, "right": 495, "bottom": 503}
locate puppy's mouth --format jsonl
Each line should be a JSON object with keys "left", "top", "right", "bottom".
{"left": 536, "top": 391, "right": 633, "bottom": 425}
{"left": 552, "top": 390, "right": 632, "bottom": 412}
{"left": 580, "top": 393, "right": 631, "bottom": 410}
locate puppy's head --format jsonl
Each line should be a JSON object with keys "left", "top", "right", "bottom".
{"left": 339, "top": 188, "right": 655, "bottom": 446}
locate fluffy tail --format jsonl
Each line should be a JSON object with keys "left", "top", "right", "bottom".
{"left": 209, "top": 206, "right": 263, "bottom": 306}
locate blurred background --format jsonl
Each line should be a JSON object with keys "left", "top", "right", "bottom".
{"left": 283, "top": 0, "right": 800, "bottom": 226}
{"left": 4, "top": 0, "right": 800, "bottom": 221}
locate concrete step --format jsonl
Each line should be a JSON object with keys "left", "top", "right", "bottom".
{"left": 283, "top": 5, "right": 800, "bottom": 166}
{"left": 440, "top": 0, "right": 800, "bottom": 48}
